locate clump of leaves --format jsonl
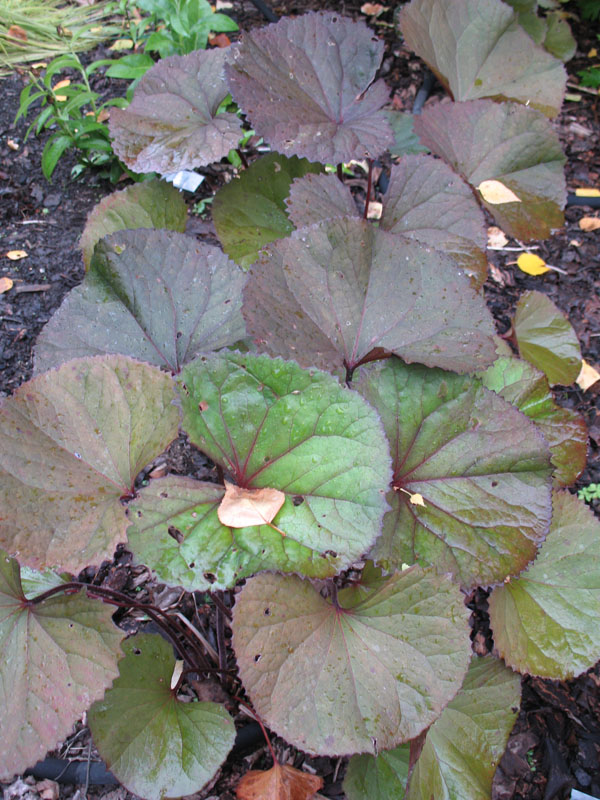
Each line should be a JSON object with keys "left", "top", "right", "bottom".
{"left": 0, "top": 4, "right": 594, "bottom": 799}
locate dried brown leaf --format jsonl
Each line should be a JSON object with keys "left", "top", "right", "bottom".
{"left": 579, "top": 216, "right": 600, "bottom": 232}
{"left": 236, "top": 762, "right": 323, "bottom": 800}
{"left": 217, "top": 481, "right": 285, "bottom": 528}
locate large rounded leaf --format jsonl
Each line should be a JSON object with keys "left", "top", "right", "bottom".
{"left": 400, "top": 0, "right": 566, "bottom": 117}
{"left": 0, "top": 356, "right": 179, "bottom": 572}
{"left": 286, "top": 173, "right": 359, "bottom": 229}
{"left": 174, "top": 353, "right": 392, "bottom": 577}
{"left": 356, "top": 359, "right": 553, "bottom": 588}
{"left": 344, "top": 655, "right": 521, "bottom": 800}
{"left": 232, "top": 569, "right": 471, "bottom": 756}
{"left": 489, "top": 491, "right": 600, "bottom": 679}
{"left": 479, "top": 356, "right": 587, "bottom": 486}
{"left": 0, "top": 550, "right": 124, "bottom": 779}
{"left": 88, "top": 633, "right": 235, "bottom": 800}
{"left": 514, "top": 290, "right": 582, "bottom": 386}
{"left": 34, "top": 229, "right": 247, "bottom": 374}
{"left": 243, "top": 218, "right": 496, "bottom": 375}
{"left": 415, "top": 100, "right": 566, "bottom": 241}
{"left": 379, "top": 155, "right": 488, "bottom": 287}
{"left": 79, "top": 180, "right": 187, "bottom": 270}
{"left": 225, "top": 12, "right": 394, "bottom": 164}
{"left": 212, "top": 152, "right": 323, "bottom": 269}
{"left": 109, "top": 49, "right": 242, "bottom": 175}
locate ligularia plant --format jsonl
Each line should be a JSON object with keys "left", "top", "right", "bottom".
{"left": 0, "top": 2, "right": 594, "bottom": 798}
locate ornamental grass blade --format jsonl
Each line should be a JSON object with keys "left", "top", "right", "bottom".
{"left": 285, "top": 173, "right": 359, "bottom": 229}
{"left": 514, "top": 290, "right": 582, "bottom": 385}
{"left": 232, "top": 569, "right": 471, "bottom": 756}
{"left": 212, "top": 152, "right": 323, "bottom": 269}
{"left": 109, "top": 48, "right": 242, "bottom": 175}
{"left": 0, "top": 550, "right": 124, "bottom": 780}
{"left": 344, "top": 655, "right": 521, "bottom": 800}
{"left": 356, "top": 359, "right": 553, "bottom": 588}
{"left": 88, "top": 633, "right": 235, "bottom": 800}
{"left": 0, "top": 356, "right": 179, "bottom": 572}
{"left": 243, "top": 217, "right": 496, "bottom": 375}
{"left": 225, "top": 12, "right": 394, "bottom": 164}
{"left": 415, "top": 99, "right": 566, "bottom": 241}
{"left": 34, "top": 229, "right": 247, "bottom": 374}
{"left": 379, "top": 155, "right": 488, "bottom": 287}
{"left": 489, "top": 491, "right": 600, "bottom": 679}
{"left": 173, "top": 353, "right": 391, "bottom": 579}
{"left": 399, "top": 0, "right": 566, "bottom": 117}
{"left": 479, "top": 356, "right": 587, "bottom": 486}
{"left": 79, "top": 180, "right": 187, "bottom": 270}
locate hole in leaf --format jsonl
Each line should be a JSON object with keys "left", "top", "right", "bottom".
{"left": 176, "top": 331, "right": 182, "bottom": 339}
{"left": 292, "top": 495, "right": 304, "bottom": 506}
{"left": 264, "top": 608, "right": 271, "bottom": 616}
{"left": 204, "top": 572, "right": 216, "bottom": 583}
{"left": 254, "top": 654, "right": 261, "bottom": 662}
{"left": 189, "top": 561, "right": 196, "bottom": 568}
{"left": 133, "top": 648, "right": 142, "bottom": 655}
{"left": 491, "top": 481, "right": 498, "bottom": 487}
{"left": 168, "top": 525, "right": 183, "bottom": 544}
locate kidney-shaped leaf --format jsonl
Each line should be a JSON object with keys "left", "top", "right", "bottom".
{"left": 479, "top": 356, "right": 587, "bottom": 486}
{"left": 232, "top": 569, "right": 471, "bottom": 756}
{"left": 79, "top": 180, "right": 187, "bottom": 270}
{"left": 415, "top": 100, "right": 566, "bottom": 240}
{"left": 243, "top": 218, "right": 496, "bottom": 375}
{"left": 110, "top": 48, "right": 242, "bottom": 175}
{"left": 286, "top": 173, "right": 359, "bottom": 229}
{"left": 225, "top": 12, "right": 394, "bottom": 164}
{"left": 489, "top": 490, "right": 600, "bottom": 679}
{"left": 88, "top": 633, "right": 235, "bottom": 800}
{"left": 212, "top": 152, "right": 323, "bottom": 269}
{"left": 356, "top": 359, "right": 553, "bottom": 588}
{"left": 400, "top": 0, "right": 566, "bottom": 117}
{"left": 34, "top": 229, "right": 247, "bottom": 374}
{"left": 0, "top": 550, "right": 124, "bottom": 780}
{"left": 174, "top": 352, "right": 392, "bottom": 577}
{"left": 514, "top": 290, "right": 582, "bottom": 386}
{"left": 380, "top": 155, "right": 488, "bottom": 287}
{"left": 0, "top": 356, "right": 179, "bottom": 572}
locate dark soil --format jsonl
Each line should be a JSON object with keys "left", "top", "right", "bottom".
{"left": 1, "top": 1, "right": 600, "bottom": 799}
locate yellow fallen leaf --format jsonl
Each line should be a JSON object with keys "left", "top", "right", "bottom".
{"left": 218, "top": 481, "right": 285, "bottom": 528}
{"left": 579, "top": 216, "right": 600, "bottom": 232}
{"left": 6, "top": 250, "right": 27, "bottom": 260}
{"left": 576, "top": 360, "right": 600, "bottom": 391}
{"left": 478, "top": 180, "right": 521, "bottom": 205}
{"left": 574, "top": 188, "right": 600, "bottom": 198}
{"left": 108, "top": 38, "right": 134, "bottom": 51}
{"left": 517, "top": 253, "right": 550, "bottom": 276}
{"left": 53, "top": 79, "right": 70, "bottom": 102}
{"left": 487, "top": 226, "right": 509, "bottom": 248}
{"left": 0, "top": 277, "right": 13, "bottom": 293}
{"left": 588, "top": 48, "right": 598, "bottom": 58}
{"left": 409, "top": 492, "right": 426, "bottom": 507}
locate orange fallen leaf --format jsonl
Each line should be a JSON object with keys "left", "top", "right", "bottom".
{"left": 8, "top": 24, "right": 27, "bottom": 42}
{"left": 208, "top": 33, "right": 232, "bottom": 47}
{"left": 236, "top": 762, "right": 323, "bottom": 800}
{"left": 217, "top": 481, "right": 285, "bottom": 528}
{"left": 579, "top": 216, "right": 600, "bottom": 232}
{"left": 576, "top": 360, "right": 600, "bottom": 391}
{"left": 478, "top": 180, "right": 521, "bottom": 205}
{"left": 7, "top": 139, "right": 19, "bottom": 151}
{"left": 0, "top": 277, "right": 14, "bottom": 293}
{"left": 6, "top": 250, "right": 27, "bottom": 260}
{"left": 361, "top": 3, "right": 388, "bottom": 16}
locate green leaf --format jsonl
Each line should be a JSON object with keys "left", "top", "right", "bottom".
{"left": 399, "top": 0, "right": 566, "bottom": 117}
{"left": 355, "top": 359, "right": 553, "bottom": 588}
{"left": 285, "top": 173, "right": 359, "bottom": 229}
{"left": 489, "top": 491, "right": 600, "bottom": 678}
{"left": 34, "top": 230, "right": 246, "bottom": 374}
{"left": 379, "top": 155, "right": 488, "bottom": 287}
{"left": 88, "top": 633, "right": 235, "bottom": 800}
{"left": 232, "top": 569, "right": 471, "bottom": 755}
{"left": 541, "top": 11, "right": 576, "bottom": 61}
{"left": 0, "top": 356, "right": 179, "bottom": 573}
{"left": 243, "top": 218, "right": 497, "bottom": 375}
{"left": 0, "top": 550, "right": 124, "bottom": 779}
{"left": 344, "top": 656, "right": 521, "bottom": 800}
{"left": 171, "top": 353, "right": 392, "bottom": 579}
{"left": 41, "top": 134, "right": 73, "bottom": 180}
{"left": 105, "top": 53, "right": 155, "bottom": 80}
{"left": 514, "top": 290, "right": 582, "bottom": 385}
{"left": 385, "top": 110, "right": 429, "bottom": 157}
{"left": 212, "top": 152, "right": 323, "bottom": 269}
{"left": 415, "top": 99, "right": 566, "bottom": 241}
{"left": 79, "top": 180, "right": 187, "bottom": 269}
{"left": 478, "top": 356, "right": 587, "bottom": 486}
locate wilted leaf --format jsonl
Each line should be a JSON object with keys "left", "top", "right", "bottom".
{"left": 478, "top": 180, "right": 521, "bottom": 205}
{"left": 243, "top": 218, "right": 496, "bottom": 375}
{"left": 415, "top": 99, "right": 566, "bottom": 240}
{"left": 517, "top": 253, "right": 550, "bottom": 275}
{"left": 0, "top": 550, "right": 124, "bottom": 779}
{"left": 0, "top": 356, "right": 179, "bottom": 572}
{"left": 514, "top": 290, "right": 582, "bottom": 385}
{"left": 400, "top": 0, "right": 566, "bottom": 117}
{"left": 577, "top": 359, "right": 600, "bottom": 391}
{"left": 88, "top": 634, "right": 235, "bottom": 800}
{"left": 79, "top": 180, "right": 187, "bottom": 269}
{"left": 286, "top": 173, "right": 359, "bottom": 229}
{"left": 489, "top": 491, "right": 600, "bottom": 678}
{"left": 487, "top": 227, "right": 509, "bottom": 248}
{"left": 232, "top": 569, "right": 471, "bottom": 755}
{"left": 236, "top": 761, "right": 323, "bottom": 800}
{"left": 34, "top": 229, "right": 246, "bottom": 374}
{"left": 225, "top": 12, "right": 394, "bottom": 164}
{"left": 218, "top": 481, "right": 285, "bottom": 527}
{"left": 385, "top": 110, "right": 429, "bottom": 157}
{"left": 356, "top": 359, "right": 552, "bottom": 588}
{"left": 212, "top": 153, "right": 323, "bottom": 269}
{"left": 0, "top": 277, "right": 13, "bottom": 293}
{"left": 110, "top": 49, "right": 242, "bottom": 174}
{"left": 579, "top": 216, "right": 600, "bottom": 231}
{"left": 6, "top": 250, "right": 27, "bottom": 260}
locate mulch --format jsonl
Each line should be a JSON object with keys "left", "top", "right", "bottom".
{"left": 1, "top": 1, "right": 600, "bottom": 799}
